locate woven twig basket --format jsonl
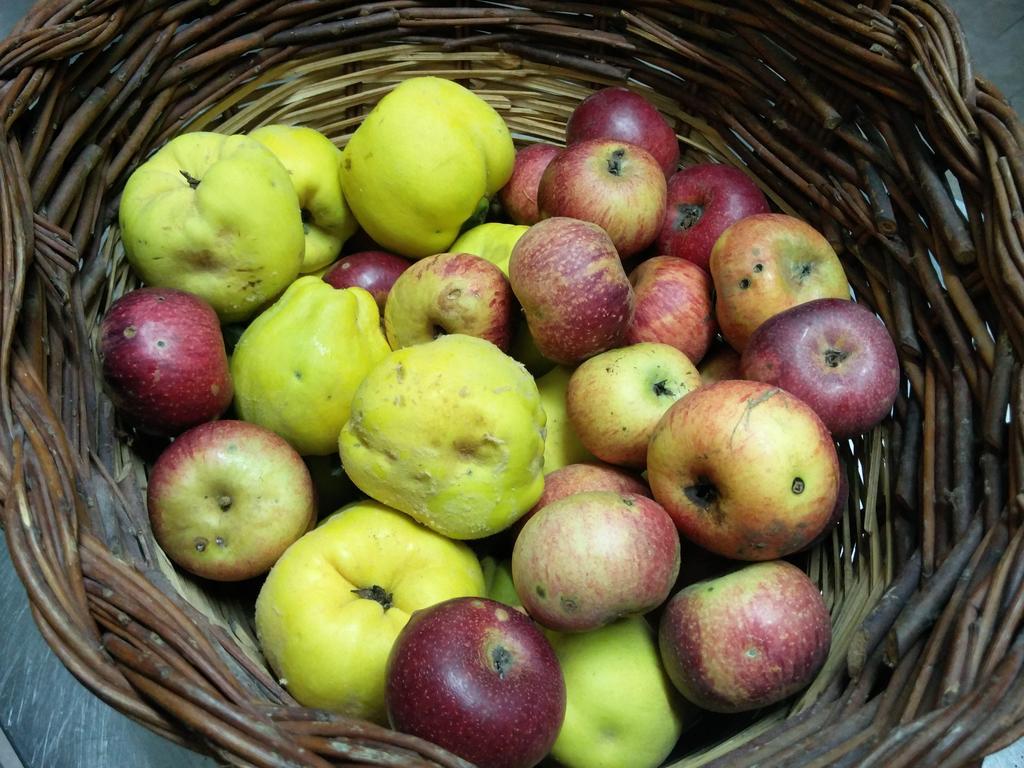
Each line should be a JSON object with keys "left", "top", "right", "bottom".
{"left": 1, "top": 1, "right": 1022, "bottom": 766}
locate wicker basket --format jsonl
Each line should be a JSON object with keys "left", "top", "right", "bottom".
{"left": 1, "top": 1, "right": 1022, "bottom": 766}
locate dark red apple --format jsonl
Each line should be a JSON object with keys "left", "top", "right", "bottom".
{"left": 386, "top": 597, "right": 565, "bottom": 768}
{"left": 566, "top": 86, "right": 679, "bottom": 177}
{"left": 740, "top": 298, "right": 900, "bottom": 438}
{"left": 656, "top": 163, "right": 770, "bottom": 271}
{"left": 658, "top": 560, "right": 831, "bottom": 713}
{"left": 99, "top": 287, "right": 232, "bottom": 436}
{"left": 625, "top": 255, "right": 716, "bottom": 364}
{"left": 499, "top": 143, "right": 561, "bottom": 225}
{"left": 508, "top": 217, "right": 634, "bottom": 365}
{"left": 322, "top": 250, "right": 411, "bottom": 312}
{"left": 538, "top": 139, "right": 666, "bottom": 258}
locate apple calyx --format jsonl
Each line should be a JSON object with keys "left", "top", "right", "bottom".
{"left": 652, "top": 379, "right": 676, "bottom": 397}
{"left": 606, "top": 148, "right": 626, "bottom": 176}
{"left": 674, "top": 203, "right": 704, "bottom": 231}
{"left": 491, "top": 645, "right": 514, "bottom": 679}
{"left": 684, "top": 477, "right": 726, "bottom": 524}
{"left": 823, "top": 348, "right": 848, "bottom": 368}
{"left": 217, "top": 494, "right": 233, "bottom": 511}
{"left": 179, "top": 170, "right": 201, "bottom": 189}
{"left": 352, "top": 584, "right": 394, "bottom": 610}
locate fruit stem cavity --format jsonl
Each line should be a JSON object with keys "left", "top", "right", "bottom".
{"left": 491, "top": 645, "right": 513, "bottom": 679}
{"left": 685, "top": 477, "right": 718, "bottom": 509}
{"left": 607, "top": 148, "right": 626, "bottom": 176}
{"left": 824, "top": 348, "right": 848, "bottom": 368}
{"left": 676, "top": 203, "right": 704, "bottom": 230}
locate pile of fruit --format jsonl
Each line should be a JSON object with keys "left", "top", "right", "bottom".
{"left": 100, "top": 75, "right": 901, "bottom": 768}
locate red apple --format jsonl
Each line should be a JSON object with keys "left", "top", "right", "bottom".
{"left": 386, "top": 596, "right": 565, "bottom": 768}
{"left": 322, "top": 250, "right": 411, "bottom": 312}
{"left": 658, "top": 560, "right": 831, "bottom": 713}
{"left": 508, "top": 217, "right": 634, "bottom": 365}
{"left": 740, "top": 298, "right": 900, "bottom": 438}
{"left": 656, "top": 164, "right": 770, "bottom": 271}
{"left": 646, "top": 379, "right": 839, "bottom": 561}
{"left": 625, "top": 255, "right": 716, "bottom": 364}
{"left": 538, "top": 139, "right": 667, "bottom": 258}
{"left": 566, "top": 86, "right": 679, "bottom": 177}
{"left": 384, "top": 251, "right": 515, "bottom": 351}
{"left": 710, "top": 213, "right": 851, "bottom": 352}
{"left": 512, "top": 491, "right": 681, "bottom": 632}
{"left": 99, "top": 287, "right": 232, "bottom": 436}
{"left": 499, "top": 143, "right": 561, "bottom": 225}
{"left": 147, "top": 420, "right": 316, "bottom": 581}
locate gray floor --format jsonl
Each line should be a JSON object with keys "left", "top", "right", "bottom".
{"left": 0, "top": 2, "right": 1022, "bottom": 768}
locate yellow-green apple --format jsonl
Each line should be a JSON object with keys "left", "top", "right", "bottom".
{"left": 710, "top": 213, "right": 851, "bottom": 351}
{"left": 147, "top": 420, "right": 315, "bottom": 581}
{"left": 740, "top": 298, "right": 900, "bottom": 438}
{"left": 322, "top": 250, "right": 411, "bottom": 312}
{"left": 548, "top": 617, "right": 687, "bottom": 768}
{"left": 255, "top": 500, "right": 485, "bottom": 723}
{"left": 99, "top": 287, "right": 232, "bottom": 436}
{"left": 536, "top": 365, "right": 594, "bottom": 474}
{"left": 481, "top": 556, "right": 522, "bottom": 608}
{"left": 656, "top": 163, "right": 770, "bottom": 271}
{"left": 339, "top": 334, "right": 545, "bottom": 540}
{"left": 658, "top": 560, "right": 831, "bottom": 713}
{"left": 538, "top": 140, "right": 667, "bottom": 258}
{"left": 384, "top": 252, "right": 515, "bottom": 351}
{"left": 698, "top": 341, "right": 742, "bottom": 385}
{"left": 647, "top": 380, "right": 839, "bottom": 560}
{"left": 499, "top": 143, "right": 561, "bottom": 225}
{"left": 385, "top": 597, "right": 565, "bottom": 768}
{"left": 625, "top": 256, "right": 716, "bottom": 365}
{"left": 118, "top": 132, "right": 304, "bottom": 323}
{"left": 510, "top": 318, "right": 556, "bottom": 377}
{"left": 508, "top": 217, "right": 634, "bottom": 365}
{"left": 449, "top": 222, "right": 530, "bottom": 276}
{"left": 512, "top": 491, "right": 680, "bottom": 632}
{"left": 566, "top": 342, "right": 701, "bottom": 468}
{"left": 566, "top": 86, "right": 680, "bottom": 177}
{"left": 249, "top": 124, "right": 357, "bottom": 273}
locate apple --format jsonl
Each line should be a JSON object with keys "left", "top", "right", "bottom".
{"left": 647, "top": 379, "right": 839, "bottom": 560}
{"left": 625, "top": 255, "right": 716, "bottom": 365}
{"left": 513, "top": 491, "right": 680, "bottom": 632}
{"left": 499, "top": 143, "right": 561, "bottom": 225}
{"left": 532, "top": 461, "right": 650, "bottom": 513}
{"left": 566, "top": 86, "right": 679, "bottom": 177}
{"left": 548, "top": 617, "right": 687, "bottom": 768}
{"left": 740, "top": 298, "right": 900, "bottom": 438}
{"left": 567, "top": 342, "right": 702, "bottom": 468}
{"left": 655, "top": 163, "right": 770, "bottom": 271}
{"left": 535, "top": 366, "right": 594, "bottom": 474}
{"left": 710, "top": 213, "right": 851, "bottom": 351}
{"left": 384, "top": 251, "right": 515, "bottom": 351}
{"left": 508, "top": 217, "right": 634, "bottom": 365}
{"left": 322, "top": 250, "right": 410, "bottom": 312}
{"left": 538, "top": 139, "right": 667, "bottom": 258}
{"left": 698, "top": 341, "right": 742, "bottom": 385}
{"left": 99, "top": 287, "right": 233, "bottom": 436}
{"left": 255, "top": 500, "right": 485, "bottom": 723}
{"left": 658, "top": 560, "right": 831, "bottom": 713}
{"left": 385, "top": 596, "right": 565, "bottom": 768}
{"left": 147, "top": 420, "right": 315, "bottom": 581}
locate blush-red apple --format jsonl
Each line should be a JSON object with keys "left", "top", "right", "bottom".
{"left": 499, "top": 143, "right": 561, "bottom": 225}
{"left": 508, "top": 217, "right": 634, "bottom": 365}
{"left": 658, "top": 560, "right": 831, "bottom": 713}
{"left": 625, "top": 255, "right": 716, "bottom": 364}
{"left": 322, "top": 250, "right": 410, "bottom": 312}
{"left": 656, "top": 163, "right": 770, "bottom": 271}
{"left": 538, "top": 139, "right": 667, "bottom": 258}
{"left": 386, "top": 596, "right": 565, "bottom": 768}
{"left": 99, "top": 287, "right": 233, "bottom": 436}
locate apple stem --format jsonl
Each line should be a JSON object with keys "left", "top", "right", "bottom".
{"left": 352, "top": 584, "right": 394, "bottom": 610}
{"left": 491, "top": 645, "right": 513, "bottom": 679}
{"left": 179, "top": 170, "right": 201, "bottom": 189}
{"left": 606, "top": 148, "right": 626, "bottom": 176}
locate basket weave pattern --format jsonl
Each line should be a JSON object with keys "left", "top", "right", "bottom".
{"left": 1, "top": 1, "right": 1023, "bottom": 766}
